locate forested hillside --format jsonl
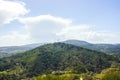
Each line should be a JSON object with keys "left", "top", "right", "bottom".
{"left": 0, "top": 43, "right": 119, "bottom": 80}
{"left": 64, "top": 40, "right": 120, "bottom": 55}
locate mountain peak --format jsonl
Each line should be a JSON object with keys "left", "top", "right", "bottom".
{"left": 63, "top": 39, "right": 91, "bottom": 46}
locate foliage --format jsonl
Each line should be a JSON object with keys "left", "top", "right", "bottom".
{"left": 0, "top": 43, "right": 119, "bottom": 79}
{"left": 35, "top": 74, "right": 81, "bottom": 80}
{"left": 101, "top": 72, "right": 120, "bottom": 80}
{"left": 0, "top": 73, "right": 20, "bottom": 80}
{"left": 64, "top": 40, "right": 120, "bottom": 56}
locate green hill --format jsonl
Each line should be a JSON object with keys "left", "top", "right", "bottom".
{"left": 1, "top": 39, "right": 120, "bottom": 58}
{"left": 64, "top": 40, "right": 120, "bottom": 55}
{"left": 0, "top": 43, "right": 119, "bottom": 79}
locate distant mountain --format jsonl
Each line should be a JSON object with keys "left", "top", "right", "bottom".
{"left": 0, "top": 43, "right": 45, "bottom": 58}
{"left": 64, "top": 40, "right": 90, "bottom": 45}
{"left": 64, "top": 40, "right": 120, "bottom": 55}
{"left": 0, "top": 43, "right": 118, "bottom": 78}
{"left": 1, "top": 39, "right": 120, "bottom": 58}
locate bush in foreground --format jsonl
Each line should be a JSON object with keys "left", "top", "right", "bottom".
{"left": 102, "top": 72, "right": 120, "bottom": 80}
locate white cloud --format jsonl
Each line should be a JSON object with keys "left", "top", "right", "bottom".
{"left": 0, "top": 0, "right": 29, "bottom": 24}
{"left": 19, "top": 15, "right": 72, "bottom": 43}
{"left": 19, "top": 15, "right": 120, "bottom": 44}
{"left": 0, "top": 31, "right": 29, "bottom": 46}
{"left": 57, "top": 24, "right": 120, "bottom": 43}
{"left": 85, "top": 31, "right": 120, "bottom": 43}
{"left": 0, "top": 14, "right": 119, "bottom": 46}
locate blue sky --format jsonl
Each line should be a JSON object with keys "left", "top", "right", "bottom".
{"left": 0, "top": 0, "right": 120, "bottom": 46}
{"left": 24, "top": 0, "right": 120, "bottom": 30}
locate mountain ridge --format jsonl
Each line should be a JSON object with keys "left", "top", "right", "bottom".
{"left": 0, "top": 39, "right": 120, "bottom": 58}
{"left": 63, "top": 40, "right": 120, "bottom": 55}
{"left": 0, "top": 42, "right": 118, "bottom": 77}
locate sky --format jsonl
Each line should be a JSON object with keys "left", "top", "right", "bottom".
{"left": 0, "top": 0, "right": 120, "bottom": 46}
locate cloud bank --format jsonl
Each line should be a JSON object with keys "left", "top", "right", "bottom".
{"left": 19, "top": 15, "right": 72, "bottom": 43}
{"left": 19, "top": 15, "right": 119, "bottom": 44}
{"left": 0, "top": 32, "right": 28, "bottom": 46}
{"left": 0, "top": 0, "right": 29, "bottom": 24}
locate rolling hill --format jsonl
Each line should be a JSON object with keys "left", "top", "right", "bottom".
{"left": 0, "top": 42, "right": 118, "bottom": 79}
{"left": 64, "top": 40, "right": 120, "bottom": 55}
{"left": 1, "top": 39, "right": 120, "bottom": 58}
{"left": 0, "top": 43, "right": 45, "bottom": 58}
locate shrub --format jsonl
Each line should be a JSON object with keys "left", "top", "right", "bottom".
{"left": 102, "top": 72, "right": 120, "bottom": 80}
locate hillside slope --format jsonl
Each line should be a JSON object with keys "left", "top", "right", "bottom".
{"left": 0, "top": 43, "right": 118, "bottom": 78}
{"left": 64, "top": 40, "right": 120, "bottom": 55}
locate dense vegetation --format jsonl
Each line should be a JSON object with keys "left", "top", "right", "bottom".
{"left": 0, "top": 43, "right": 119, "bottom": 80}
{"left": 1, "top": 39, "right": 120, "bottom": 58}
{"left": 34, "top": 68, "right": 120, "bottom": 80}
{"left": 102, "top": 72, "right": 120, "bottom": 80}
{"left": 64, "top": 40, "right": 120, "bottom": 55}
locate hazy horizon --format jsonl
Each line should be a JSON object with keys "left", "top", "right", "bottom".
{"left": 0, "top": 39, "right": 120, "bottom": 47}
